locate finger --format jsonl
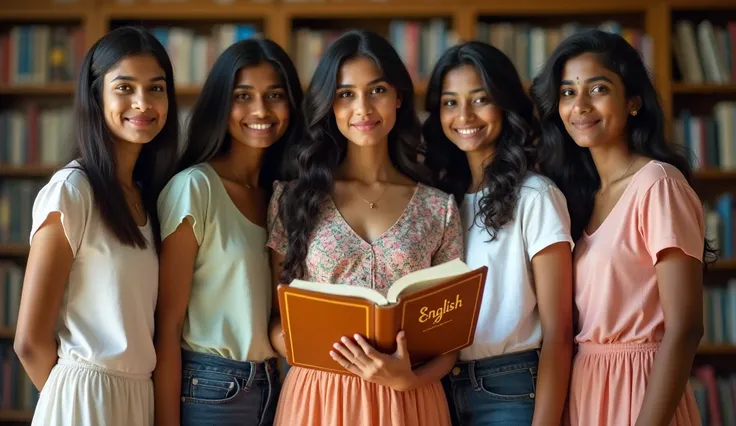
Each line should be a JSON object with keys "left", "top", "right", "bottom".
{"left": 395, "top": 331, "right": 409, "bottom": 359}
{"left": 333, "top": 342, "right": 368, "bottom": 368}
{"left": 330, "top": 350, "right": 362, "bottom": 376}
{"left": 340, "top": 337, "right": 371, "bottom": 366}
{"left": 354, "top": 334, "right": 381, "bottom": 361}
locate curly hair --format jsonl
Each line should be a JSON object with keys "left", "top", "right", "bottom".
{"left": 278, "top": 30, "right": 430, "bottom": 283}
{"left": 423, "top": 41, "right": 538, "bottom": 240}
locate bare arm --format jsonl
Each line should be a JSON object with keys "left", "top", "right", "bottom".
{"left": 14, "top": 213, "right": 71, "bottom": 390}
{"left": 153, "top": 222, "right": 198, "bottom": 426}
{"left": 530, "top": 242, "right": 574, "bottom": 426}
{"left": 268, "top": 249, "right": 287, "bottom": 357}
{"left": 635, "top": 248, "right": 703, "bottom": 426}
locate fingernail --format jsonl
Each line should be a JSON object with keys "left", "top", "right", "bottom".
{"left": 333, "top": 343, "right": 341, "bottom": 349}
{"left": 341, "top": 337, "right": 349, "bottom": 343}
{"left": 354, "top": 334, "right": 361, "bottom": 340}
{"left": 329, "top": 351, "right": 336, "bottom": 358}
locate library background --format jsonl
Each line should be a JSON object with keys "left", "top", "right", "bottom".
{"left": 0, "top": 0, "right": 735, "bottom": 423}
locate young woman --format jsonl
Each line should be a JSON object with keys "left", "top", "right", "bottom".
{"left": 267, "top": 30, "right": 462, "bottom": 426}
{"left": 423, "top": 41, "right": 574, "bottom": 426}
{"left": 531, "top": 29, "right": 709, "bottom": 426}
{"left": 154, "top": 39, "right": 303, "bottom": 426}
{"left": 14, "top": 27, "right": 179, "bottom": 426}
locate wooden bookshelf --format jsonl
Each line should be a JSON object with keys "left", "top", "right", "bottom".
{"left": 0, "top": 244, "right": 30, "bottom": 257}
{"left": 0, "top": 84, "right": 75, "bottom": 96}
{"left": 697, "top": 344, "right": 736, "bottom": 355}
{"left": 0, "top": 411, "right": 32, "bottom": 422}
{"left": 672, "top": 83, "right": 736, "bottom": 94}
{"left": 0, "top": 166, "right": 58, "bottom": 179}
{"left": 0, "top": 327, "right": 16, "bottom": 339}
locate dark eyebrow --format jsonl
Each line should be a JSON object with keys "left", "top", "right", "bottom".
{"left": 560, "top": 76, "right": 613, "bottom": 86}
{"left": 111, "top": 75, "right": 166, "bottom": 83}
{"left": 234, "top": 84, "right": 285, "bottom": 90}
{"left": 336, "top": 77, "right": 388, "bottom": 90}
{"left": 441, "top": 87, "right": 486, "bottom": 96}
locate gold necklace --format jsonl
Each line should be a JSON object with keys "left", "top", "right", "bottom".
{"left": 599, "top": 156, "right": 637, "bottom": 195}
{"left": 355, "top": 184, "right": 388, "bottom": 209}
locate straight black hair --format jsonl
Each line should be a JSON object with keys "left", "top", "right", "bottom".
{"left": 72, "top": 26, "right": 179, "bottom": 253}
{"left": 177, "top": 38, "right": 304, "bottom": 191}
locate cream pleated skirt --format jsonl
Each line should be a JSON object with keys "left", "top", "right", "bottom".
{"left": 31, "top": 359, "right": 153, "bottom": 426}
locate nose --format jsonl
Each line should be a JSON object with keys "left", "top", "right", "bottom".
{"left": 457, "top": 102, "right": 475, "bottom": 124}
{"left": 131, "top": 90, "right": 152, "bottom": 112}
{"left": 572, "top": 93, "right": 592, "bottom": 115}
{"left": 251, "top": 96, "right": 268, "bottom": 119}
{"left": 354, "top": 93, "right": 373, "bottom": 117}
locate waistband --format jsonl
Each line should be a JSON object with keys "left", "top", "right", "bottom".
{"left": 449, "top": 348, "right": 539, "bottom": 381}
{"left": 57, "top": 358, "right": 151, "bottom": 381}
{"left": 577, "top": 342, "right": 661, "bottom": 355}
{"left": 181, "top": 349, "right": 278, "bottom": 380}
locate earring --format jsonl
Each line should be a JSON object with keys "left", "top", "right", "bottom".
{"left": 631, "top": 110, "right": 638, "bottom": 116}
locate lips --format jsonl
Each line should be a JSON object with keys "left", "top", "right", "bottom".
{"left": 352, "top": 120, "right": 380, "bottom": 131}
{"left": 454, "top": 126, "right": 484, "bottom": 138}
{"left": 246, "top": 123, "right": 274, "bottom": 131}
{"left": 126, "top": 116, "right": 155, "bottom": 127}
{"left": 571, "top": 118, "right": 601, "bottom": 130}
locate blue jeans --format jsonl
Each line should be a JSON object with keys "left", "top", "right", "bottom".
{"left": 445, "top": 349, "right": 539, "bottom": 426}
{"left": 180, "top": 350, "right": 281, "bottom": 426}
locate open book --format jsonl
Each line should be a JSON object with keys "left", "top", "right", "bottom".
{"left": 277, "top": 259, "right": 487, "bottom": 374}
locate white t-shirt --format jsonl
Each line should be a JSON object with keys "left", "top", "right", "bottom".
{"left": 29, "top": 162, "right": 158, "bottom": 376}
{"left": 459, "top": 173, "right": 573, "bottom": 361}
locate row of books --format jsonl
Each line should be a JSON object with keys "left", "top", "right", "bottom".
{"left": 0, "top": 343, "right": 37, "bottom": 412}
{"left": 676, "top": 103, "right": 736, "bottom": 171}
{"left": 148, "top": 24, "right": 261, "bottom": 87}
{"left": 0, "top": 107, "right": 73, "bottom": 167}
{"left": 702, "top": 282, "right": 736, "bottom": 346}
{"left": 0, "top": 180, "right": 44, "bottom": 245}
{"left": 477, "top": 21, "right": 653, "bottom": 82}
{"left": 0, "top": 25, "right": 86, "bottom": 86}
{"left": 705, "top": 194, "right": 736, "bottom": 259}
{"left": 292, "top": 20, "right": 458, "bottom": 83}
{"left": 692, "top": 365, "right": 736, "bottom": 426}
{"left": 674, "top": 21, "right": 736, "bottom": 84}
{"left": 0, "top": 263, "right": 22, "bottom": 330}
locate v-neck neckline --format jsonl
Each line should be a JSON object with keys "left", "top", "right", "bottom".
{"left": 203, "top": 162, "right": 266, "bottom": 231}
{"left": 329, "top": 183, "right": 422, "bottom": 246}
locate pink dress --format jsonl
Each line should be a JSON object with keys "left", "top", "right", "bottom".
{"left": 569, "top": 161, "right": 704, "bottom": 426}
{"left": 267, "top": 181, "right": 463, "bottom": 426}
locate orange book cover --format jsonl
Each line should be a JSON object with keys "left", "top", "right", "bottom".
{"left": 277, "top": 259, "right": 487, "bottom": 375}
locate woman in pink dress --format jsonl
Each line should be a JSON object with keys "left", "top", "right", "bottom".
{"left": 530, "top": 29, "right": 714, "bottom": 426}
{"left": 266, "top": 30, "right": 462, "bottom": 426}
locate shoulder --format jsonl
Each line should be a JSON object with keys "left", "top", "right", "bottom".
{"left": 517, "top": 172, "right": 565, "bottom": 204}
{"left": 167, "top": 163, "right": 214, "bottom": 188}
{"left": 631, "top": 160, "right": 692, "bottom": 196}
{"left": 45, "top": 161, "right": 92, "bottom": 199}
{"left": 414, "top": 184, "right": 458, "bottom": 220}
{"left": 417, "top": 183, "right": 454, "bottom": 204}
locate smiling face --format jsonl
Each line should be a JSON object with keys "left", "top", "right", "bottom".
{"left": 439, "top": 64, "right": 503, "bottom": 155}
{"left": 102, "top": 54, "right": 168, "bottom": 145}
{"left": 558, "top": 52, "right": 639, "bottom": 149}
{"left": 332, "top": 56, "right": 401, "bottom": 147}
{"left": 228, "top": 62, "right": 290, "bottom": 149}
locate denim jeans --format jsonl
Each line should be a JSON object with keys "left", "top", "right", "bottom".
{"left": 180, "top": 349, "right": 281, "bottom": 426}
{"left": 445, "top": 349, "right": 539, "bottom": 426}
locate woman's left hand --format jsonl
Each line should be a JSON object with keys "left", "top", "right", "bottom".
{"left": 330, "top": 331, "right": 417, "bottom": 392}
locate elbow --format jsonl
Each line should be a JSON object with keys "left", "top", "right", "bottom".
{"left": 667, "top": 321, "right": 704, "bottom": 348}
{"left": 14, "top": 334, "right": 45, "bottom": 362}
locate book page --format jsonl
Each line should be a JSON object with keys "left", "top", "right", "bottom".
{"left": 289, "top": 279, "right": 389, "bottom": 306}
{"left": 386, "top": 259, "right": 471, "bottom": 303}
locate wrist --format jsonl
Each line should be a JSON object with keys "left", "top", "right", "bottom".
{"left": 393, "top": 370, "right": 418, "bottom": 392}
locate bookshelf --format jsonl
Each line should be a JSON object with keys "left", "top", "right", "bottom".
{"left": 1, "top": 0, "right": 735, "bottom": 422}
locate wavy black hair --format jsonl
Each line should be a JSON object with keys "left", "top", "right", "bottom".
{"left": 423, "top": 41, "right": 538, "bottom": 240}
{"left": 531, "top": 29, "right": 716, "bottom": 264}
{"left": 72, "top": 26, "right": 179, "bottom": 253}
{"left": 176, "top": 38, "right": 303, "bottom": 192}
{"left": 278, "top": 29, "right": 430, "bottom": 282}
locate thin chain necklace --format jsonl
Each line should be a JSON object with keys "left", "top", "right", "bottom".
{"left": 599, "top": 156, "right": 637, "bottom": 196}
{"left": 355, "top": 184, "right": 388, "bottom": 209}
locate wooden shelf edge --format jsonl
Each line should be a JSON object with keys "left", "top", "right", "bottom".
{"left": 711, "top": 259, "right": 736, "bottom": 270}
{"left": 102, "top": 4, "right": 274, "bottom": 20}
{"left": 697, "top": 344, "right": 736, "bottom": 355}
{"left": 0, "top": 84, "right": 75, "bottom": 95}
{"left": 0, "top": 165, "right": 58, "bottom": 178}
{"left": 0, "top": 8, "right": 87, "bottom": 20}
{"left": 672, "top": 83, "right": 736, "bottom": 94}
{"left": 0, "top": 244, "right": 30, "bottom": 257}
{"left": 0, "top": 327, "right": 15, "bottom": 339}
{"left": 694, "top": 169, "right": 736, "bottom": 180}
{"left": 0, "top": 409, "right": 33, "bottom": 422}
{"left": 472, "top": 2, "right": 649, "bottom": 15}
{"left": 284, "top": 3, "right": 456, "bottom": 18}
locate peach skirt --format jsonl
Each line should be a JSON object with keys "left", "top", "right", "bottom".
{"left": 274, "top": 366, "right": 452, "bottom": 426}
{"left": 569, "top": 342, "right": 701, "bottom": 426}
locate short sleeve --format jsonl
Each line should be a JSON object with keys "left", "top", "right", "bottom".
{"left": 638, "top": 177, "right": 705, "bottom": 264}
{"left": 432, "top": 194, "right": 464, "bottom": 265}
{"left": 30, "top": 179, "right": 88, "bottom": 257}
{"left": 266, "top": 181, "right": 288, "bottom": 255}
{"left": 523, "top": 186, "right": 575, "bottom": 258}
{"left": 157, "top": 169, "right": 208, "bottom": 245}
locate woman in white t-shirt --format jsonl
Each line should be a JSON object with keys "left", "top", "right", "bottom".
{"left": 14, "top": 27, "right": 179, "bottom": 426}
{"left": 423, "top": 41, "right": 574, "bottom": 426}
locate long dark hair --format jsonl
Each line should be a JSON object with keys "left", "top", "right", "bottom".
{"left": 279, "top": 29, "right": 429, "bottom": 282}
{"left": 177, "top": 38, "right": 304, "bottom": 191}
{"left": 423, "top": 41, "right": 538, "bottom": 240}
{"left": 71, "top": 26, "right": 179, "bottom": 253}
{"left": 531, "top": 29, "right": 715, "bottom": 264}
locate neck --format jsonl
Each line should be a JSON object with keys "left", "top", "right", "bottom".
{"left": 466, "top": 145, "right": 494, "bottom": 193}
{"left": 337, "top": 138, "right": 397, "bottom": 183}
{"left": 588, "top": 139, "right": 635, "bottom": 187}
{"left": 220, "top": 142, "right": 266, "bottom": 188}
{"left": 115, "top": 140, "right": 143, "bottom": 189}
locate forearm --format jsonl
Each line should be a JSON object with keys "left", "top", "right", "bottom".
{"left": 406, "top": 352, "right": 457, "bottom": 391}
{"left": 15, "top": 338, "right": 58, "bottom": 391}
{"left": 269, "top": 317, "right": 287, "bottom": 358}
{"left": 153, "top": 332, "right": 183, "bottom": 426}
{"left": 531, "top": 339, "right": 573, "bottom": 426}
{"left": 634, "top": 329, "right": 702, "bottom": 426}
